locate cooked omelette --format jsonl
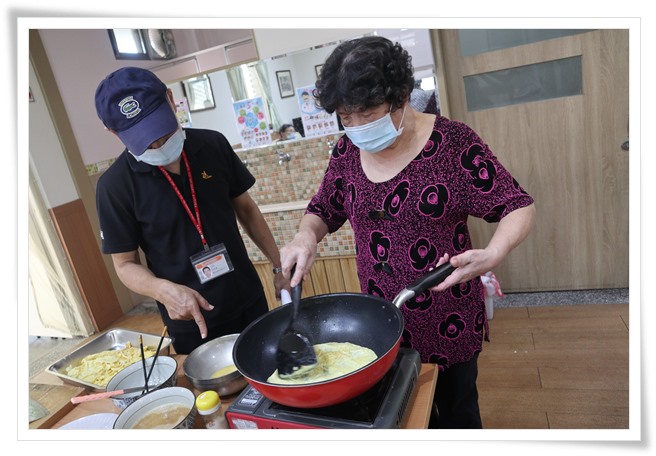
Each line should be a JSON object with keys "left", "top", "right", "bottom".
{"left": 267, "top": 342, "right": 377, "bottom": 385}
{"left": 64, "top": 342, "right": 156, "bottom": 387}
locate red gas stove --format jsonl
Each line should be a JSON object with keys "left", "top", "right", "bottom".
{"left": 225, "top": 348, "right": 421, "bottom": 429}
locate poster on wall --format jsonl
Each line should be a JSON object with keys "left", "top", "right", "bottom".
{"left": 296, "top": 85, "right": 340, "bottom": 138}
{"left": 233, "top": 97, "right": 272, "bottom": 148}
{"left": 175, "top": 98, "right": 192, "bottom": 127}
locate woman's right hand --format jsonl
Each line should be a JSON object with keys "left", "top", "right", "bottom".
{"left": 280, "top": 230, "right": 319, "bottom": 287}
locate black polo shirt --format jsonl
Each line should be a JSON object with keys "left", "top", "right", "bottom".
{"left": 96, "top": 128, "right": 264, "bottom": 332}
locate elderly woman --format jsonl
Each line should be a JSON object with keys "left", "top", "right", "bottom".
{"left": 280, "top": 36, "right": 535, "bottom": 428}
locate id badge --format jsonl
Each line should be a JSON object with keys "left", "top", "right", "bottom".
{"left": 190, "top": 243, "right": 234, "bottom": 284}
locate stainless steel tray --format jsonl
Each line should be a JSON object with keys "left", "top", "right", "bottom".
{"left": 45, "top": 328, "right": 174, "bottom": 391}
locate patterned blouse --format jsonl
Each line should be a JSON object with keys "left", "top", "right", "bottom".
{"left": 306, "top": 115, "right": 534, "bottom": 370}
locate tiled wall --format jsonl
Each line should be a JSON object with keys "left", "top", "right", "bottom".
{"left": 236, "top": 134, "right": 356, "bottom": 262}
{"left": 245, "top": 209, "right": 356, "bottom": 263}
{"left": 86, "top": 133, "right": 357, "bottom": 263}
{"left": 239, "top": 136, "right": 336, "bottom": 206}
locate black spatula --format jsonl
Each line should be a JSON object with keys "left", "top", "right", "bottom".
{"left": 275, "top": 271, "right": 317, "bottom": 379}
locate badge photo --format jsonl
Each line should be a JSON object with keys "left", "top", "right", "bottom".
{"left": 190, "top": 244, "right": 234, "bottom": 284}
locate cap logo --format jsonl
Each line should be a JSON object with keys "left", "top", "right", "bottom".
{"left": 118, "top": 96, "right": 141, "bottom": 119}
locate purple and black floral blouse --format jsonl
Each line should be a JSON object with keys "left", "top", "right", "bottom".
{"left": 306, "top": 115, "right": 534, "bottom": 370}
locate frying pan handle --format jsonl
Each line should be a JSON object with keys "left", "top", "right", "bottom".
{"left": 409, "top": 263, "right": 456, "bottom": 293}
{"left": 392, "top": 263, "right": 456, "bottom": 307}
{"left": 291, "top": 283, "right": 302, "bottom": 307}
{"left": 290, "top": 265, "right": 302, "bottom": 319}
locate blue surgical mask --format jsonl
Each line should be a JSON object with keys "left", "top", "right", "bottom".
{"left": 343, "top": 105, "right": 406, "bottom": 153}
{"left": 286, "top": 133, "right": 298, "bottom": 140}
{"left": 131, "top": 128, "right": 185, "bottom": 166}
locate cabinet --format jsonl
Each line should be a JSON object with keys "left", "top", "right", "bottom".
{"left": 252, "top": 29, "right": 374, "bottom": 59}
{"left": 150, "top": 37, "right": 258, "bottom": 84}
{"left": 254, "top": 256, "right": 361, "bottom": 310}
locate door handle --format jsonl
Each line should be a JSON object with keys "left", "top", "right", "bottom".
{"left": 621, "top": 139, "right": 629, "bottom": 151}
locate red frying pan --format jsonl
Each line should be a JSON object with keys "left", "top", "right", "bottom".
{"left": 232, "top": 263, "right": 455, "bottom": 408}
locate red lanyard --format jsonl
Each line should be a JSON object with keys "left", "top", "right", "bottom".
{"left": 159, "top": 150, "right": 209, "bottom": 251}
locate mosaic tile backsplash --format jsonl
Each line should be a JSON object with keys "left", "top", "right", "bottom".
{"left": 236, "top": 134, "right": 356, "bottom": 262}
{"left": 87, "top": 134, "right": 357, "bottom": 263}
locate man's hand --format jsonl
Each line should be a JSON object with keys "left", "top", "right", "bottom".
{"left": 156, "top": 281, "right": 214, "bottom": 339}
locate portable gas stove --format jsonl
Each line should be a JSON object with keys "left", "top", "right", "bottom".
{"left": 225, "top": 347, "right": 421, "bottom": 429}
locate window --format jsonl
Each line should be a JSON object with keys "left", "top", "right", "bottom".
{"left": 458, "top": 29, "right": 592, "bottom": 57}
{"left": 181, "top": 75, "right": 216, "bottom": 112}
{"left": 108, "top": 29, "right": 177, "bottom": 61}
{"left": 463, "top": 56, "right": 583, "bottom": 111}
{"left": 242, "top": 64, "right": 258, "bottom": 99}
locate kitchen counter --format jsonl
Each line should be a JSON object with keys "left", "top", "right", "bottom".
{"left": 30, "top": 355, "right": 437, "bottom": 429}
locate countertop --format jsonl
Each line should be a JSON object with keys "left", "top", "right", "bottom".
{"left": 30, "top": 355, "right": 437, "bottom": 429}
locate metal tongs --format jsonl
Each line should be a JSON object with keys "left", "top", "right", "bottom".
{"left": 275, "top": 268, "right": 318, "bottom": 379}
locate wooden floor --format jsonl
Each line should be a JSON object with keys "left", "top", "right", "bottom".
{"left": 478, "top": 303, "right": 629, "bottom": 429}
{"left": 73, "top": 302, "right": 630, "bottom": 430}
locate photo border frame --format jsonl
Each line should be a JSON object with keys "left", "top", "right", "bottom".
{"left": 276, "top": 70, "right": 295, "bottom": 98}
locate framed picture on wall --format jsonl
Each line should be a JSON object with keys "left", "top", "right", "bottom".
{"left": 181, "top": 74, "right": 215, "bottom": 112}
{"left": 315, "top": 64, "right": 323, "bottom": 79}
{"left": 276, "top": 70, "right": 295, "bottom": 98}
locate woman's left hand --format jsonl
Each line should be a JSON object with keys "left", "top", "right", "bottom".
{"left": 430, "top": 204, "right": 536, "bottom": 292}
{"left": 430, "top": 247, "right": 503, "bottom": 293}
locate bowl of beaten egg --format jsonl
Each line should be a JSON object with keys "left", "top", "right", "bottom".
{"left": 113, "top": 387, "right": 196, "bottom": 429}
{"left": 183, "top": 334, "right": 247, "bottom": 396}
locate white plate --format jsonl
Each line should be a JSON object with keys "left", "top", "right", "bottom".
{"left": 58, "top": 413, "right": 118, "bottom": 430}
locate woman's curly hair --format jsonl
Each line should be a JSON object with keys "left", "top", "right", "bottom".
{"left": 314, "top": 36, "right": 415, "bottom": 114}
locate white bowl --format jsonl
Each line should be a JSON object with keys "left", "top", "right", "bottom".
{"left": 113, "top": 386, "right": 197, "bottom": 429}
{"left": 106, "top": 356, "right": 177, "bottom": 409}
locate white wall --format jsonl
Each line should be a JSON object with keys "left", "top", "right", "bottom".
{"left": 163, "top": 29, "right": 435, "bottom": 145}
{"left": 168, "top": 71, "right": 243, "bottom": 146}
{"left": 376, "top": 29, "right": 435, "bottom": 70}
{"left": 38, "top": 29, "right": 155, "bottom": 166}
{"left": 36, "top": 29, "right": 349, "bottom": 163}
{"left": 264, "top": 44, "right": 338, "bottom": 129}
{"left": 36, "top": 29, "right": 255, "bottom": 165}
{"left": 165, "top": 43, "right": 336, "bottom": 146}
{"left": 36, "top": 28, "right": 436, "bottom": 165}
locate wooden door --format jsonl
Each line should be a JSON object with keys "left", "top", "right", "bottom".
{"left": 434, "top": 29, "right": 629, "bottom": 292}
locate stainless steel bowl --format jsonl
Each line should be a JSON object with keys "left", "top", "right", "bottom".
{"left": 183, "top": 334, "right": 247, "bottom": 396}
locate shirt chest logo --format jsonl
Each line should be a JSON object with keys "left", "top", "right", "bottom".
{"left": 201, "top": 171, "right": 213, "bottom": 180}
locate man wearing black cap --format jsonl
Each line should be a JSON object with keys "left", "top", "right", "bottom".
{"left": 94, "top": 66, "right": 287, "bottom": 354}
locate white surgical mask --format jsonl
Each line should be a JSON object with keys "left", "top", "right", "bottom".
{"left": 286, "top": 133, "right": 298, "bottom": 140}
{"left": 132, "top": 128, "right": 185, "bottom": 166}
{"left": 343, "top": 105, "right": 406, "bottom": 153}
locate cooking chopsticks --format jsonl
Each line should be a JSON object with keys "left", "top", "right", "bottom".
{"left": 144, "top": 326, "right": 168, "bottom": 393}
{"left": 139, "top": 335, "right": 148, "bottom": 392}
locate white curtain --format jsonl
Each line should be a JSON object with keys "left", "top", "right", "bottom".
{"left": 227, "top": 62, "right": 283, "bottom": 134}
{"left": 225, "top": 66, "right": 248, "bottom": 102}
{"left": 28, "top": 164, "right": 94, "bottom": 337}
{"left": 251, "top": 61, "right": 282, "bottom": 130}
